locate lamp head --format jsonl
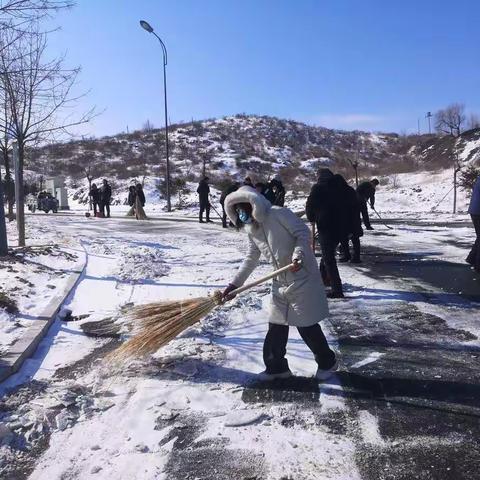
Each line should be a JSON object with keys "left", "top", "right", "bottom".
{"left": 140, "top": 20, "right": 154, "bottom": 33}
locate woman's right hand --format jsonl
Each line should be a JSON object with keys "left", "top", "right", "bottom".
{"left": 222, "top": 283, "right": 238, "bottom": 301}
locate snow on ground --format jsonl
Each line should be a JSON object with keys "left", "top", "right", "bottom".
{"left": 377, "top": 169, "right": 470, "bottom": 213}
{"left": 1, "top": 206, "right": 479, "bottom": 479}
{"left": 1, "top": 215, "right": 362, "bottom": 479}
{"left": 0, "top": 219, "right": 84, "bottom": 352}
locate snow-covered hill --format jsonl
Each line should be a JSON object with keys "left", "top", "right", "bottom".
{"left": 23, "top": 114, "right": 480, "bottom": 213}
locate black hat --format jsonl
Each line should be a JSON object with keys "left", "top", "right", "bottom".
{"left": 317, "top": 168, "right": 334, "bottom": 185}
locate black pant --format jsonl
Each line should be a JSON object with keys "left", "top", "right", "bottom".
{"left": 101, "top": 201, "right": 110, "bottom": 218}
{"left": 199, "top": 199, "right": 210, "bottom": 221}
{"left": 263, "top": 323, "right": 336, "bottom": 373}
{"left": 318, "top": 233, "right": 343, "bottom": 294}
{"left": 467, "top": 215, "right": 480, "bottom": 270}
{"left": 92, "top": 202, "right": 99, "bottom": 216}
{"left": 340, "top": 235, "right": 361, "bottom": 261}
{"left": 359, "top": 201, "right": 372, "bottom": 229}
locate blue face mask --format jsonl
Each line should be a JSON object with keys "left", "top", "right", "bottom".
{"left": 238, "top": 208, "right": 252, "bottom": 224}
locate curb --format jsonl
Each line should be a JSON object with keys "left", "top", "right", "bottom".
{"left": 0, "top": 247, "right": 87, "bottom": 384}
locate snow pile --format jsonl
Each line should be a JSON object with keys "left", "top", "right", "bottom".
{"left": 0, "top": 244, "right": 82, "bottom": 351}
{"left": 114, "top": 244, "right": 170, "bottom": 282}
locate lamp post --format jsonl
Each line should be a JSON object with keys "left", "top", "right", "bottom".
{"left": 426, "top": 111, "right": 432, "bottom": 134}
{"left": 139, "top": 20, "right": 171, "bottom": 211}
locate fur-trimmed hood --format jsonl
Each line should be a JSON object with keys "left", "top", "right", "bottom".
{"left": 224, "top": 186, "right": 271, "bottom": 224}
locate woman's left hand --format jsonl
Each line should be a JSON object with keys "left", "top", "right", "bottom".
{"left": 290, "top": 259, "right": 302, "bottom": 272}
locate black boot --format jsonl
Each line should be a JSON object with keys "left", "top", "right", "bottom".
{"left": 327, "top": 291, "right": 345, "bottom": 299}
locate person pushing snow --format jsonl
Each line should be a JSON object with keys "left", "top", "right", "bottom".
{"left": 223, "top": 186, "right": 337, "bottom": 381}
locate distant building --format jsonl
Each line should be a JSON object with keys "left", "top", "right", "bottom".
{"left": 45, "top": 177, "right": 69, "bottom": 210}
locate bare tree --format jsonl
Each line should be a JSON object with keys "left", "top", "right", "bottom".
{"left": 434, "top": 104, "right": 468, "bottom": 213}
{"left": 142, "top": 119, "right": 154, "bottom": 132}
{"left": 0, "top": 27, "right": 95, "bottom": 245}
{"left": 0, "top": 93, "right": 14, "bottom": 219}
{"left": 468, "top": 113, "right": 480, "bottom": 130}
{"left": 0, "top": 1, "right": 74, "bottom": 24}
{"left": 200, "top": 149, "right": 213, "bottom": 178}
{"left": 434, "top": 103, "right": 466, "bottom": 137}
{"left": 79, "top": 153, "right": 97, "bottom": 209}
{"left": 391, "top": 173, "right": 399, "bottom": 188}
{"left": 453, "top": 148, "right": 462, "bottom": 214}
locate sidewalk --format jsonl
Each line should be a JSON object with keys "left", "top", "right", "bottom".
{"left": 0, "top": 246, "right": 86, "bottom": 383}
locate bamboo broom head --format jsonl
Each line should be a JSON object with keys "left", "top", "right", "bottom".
{"left": 107, "top": 290, "right": 224, "bottom": 363}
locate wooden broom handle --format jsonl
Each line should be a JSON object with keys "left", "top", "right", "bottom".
{"left": 229, "top": 262, "right": 296, "bottom": 297}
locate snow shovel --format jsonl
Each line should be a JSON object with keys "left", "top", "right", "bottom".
{"left": 311, "top": 222, "right": 316, "bottom": 253}
{"left": 108, "top": 262, "right": 299, "bottom": 363}
{"left": 371, "top": 207, "right": 393, "bottom": 230}
{"left": 208, "top": 195, "right": 224, "bottom": 221}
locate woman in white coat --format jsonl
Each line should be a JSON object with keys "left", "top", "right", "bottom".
{"left": 223, "top": 186, "right": 337, "bottom": 380}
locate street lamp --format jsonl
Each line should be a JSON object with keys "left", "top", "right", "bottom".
{"left": 139, "top": 19, "right": 171, "bottom": 212}
{"left": 426, "top": 111, "right": 432, "bottom": 134}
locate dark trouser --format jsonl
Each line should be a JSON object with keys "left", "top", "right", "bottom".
{"left": 467, "top": 215, "right": 480, "bottom": 270}
{"left": 340, "top": 235, "right": 361, "bottom": 261}
{"left": 318, "top": 233, "right": 343, "bottom": 294}
{"left": 263, "top": 323, "right": 336, "bottom": 373}
{"left": 359, "top": 200, "right": 372, "bottom": 229}
{"left": 92, "top": 202, "right": 99, "bottom": 216}
{"left": 199, "top": 199, "right": 210, "bottom": 222}
{"left": 100, "top": 201, "right": 110, "bottom": 217}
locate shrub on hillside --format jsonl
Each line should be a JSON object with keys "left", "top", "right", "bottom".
{"left": 157, "top": 176, "right": 187, "bottom": 198}
{"left": 459, "top": 165, "right": 480, "bottom": 193}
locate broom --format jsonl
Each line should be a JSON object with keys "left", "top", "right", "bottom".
{"left": 108, "top": 262, "right": 296, "bottom": 363}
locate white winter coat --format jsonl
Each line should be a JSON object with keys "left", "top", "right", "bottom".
{"left": 224, "top": 186, "right": 329, "bottom": 327}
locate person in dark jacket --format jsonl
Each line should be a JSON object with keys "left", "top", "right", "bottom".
{"left": 127, "top": 185, "right": 136, "bottom": 207}
{"left": 89, "top": 183, "right": 100, "bottom": 217}
{"left": 306, "top": 168, "right": 345, "bottom": 298}
{"left": 134, "top": 183, "right": 147, "bottom": 220}
{"left": 356, "top": 178, "right": 379, "bottom": 230}
{"left": 467, "top": 175, "right": 480, "bottom": 272}
{"left": 197, "top": 176, "right": 211, "bottom": 223}
{"left": 244, "top": 177, "right": 253, "bottom": 187}
{"left": 99, "top": 179, "right": 112, "bottom": 218}
{"left": 264, "top": 178, "right": 286, "bottom": 206}
{"left": 332, "top": 175, "right": 363, "bottom": 263}
{"left": 255, "top": 182, "right": 267, "bottom": 195}
{"left": 126, "top": 185, "right": 136, "bottom": 216}
{"left": 220, "top": 182, "right": 240, "bottom": 227}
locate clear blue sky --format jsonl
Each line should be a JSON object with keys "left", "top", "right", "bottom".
{"left": 48, "top": 0, "right": 480, "bottom": 137}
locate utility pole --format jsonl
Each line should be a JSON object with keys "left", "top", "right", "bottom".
{"left": 417, "top": 118, "right": 421, "bottom": 135}
{"left": 453, "top": 150, "right": 461, "bottom": 214}
{"left": 426, "top": 112, "right": 432, "bottom": 134}
{"left": 353, "top": 142, "right": 359, "bottom": 187}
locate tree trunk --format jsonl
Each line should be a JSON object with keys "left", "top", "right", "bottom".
{"left": 3, "top": 148, "right": 14, "bottom": 221}
{"left": 453, "top": 164, "right": 457, "bottom": 214}
{"left": 14, "top": 142, "right": 25, "bottom": 247}
{"left": 87, "top": 177, "right": 92, "bottom": 210}
{"left": 0, "top": 167, "right": 8, "bottom": 255}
